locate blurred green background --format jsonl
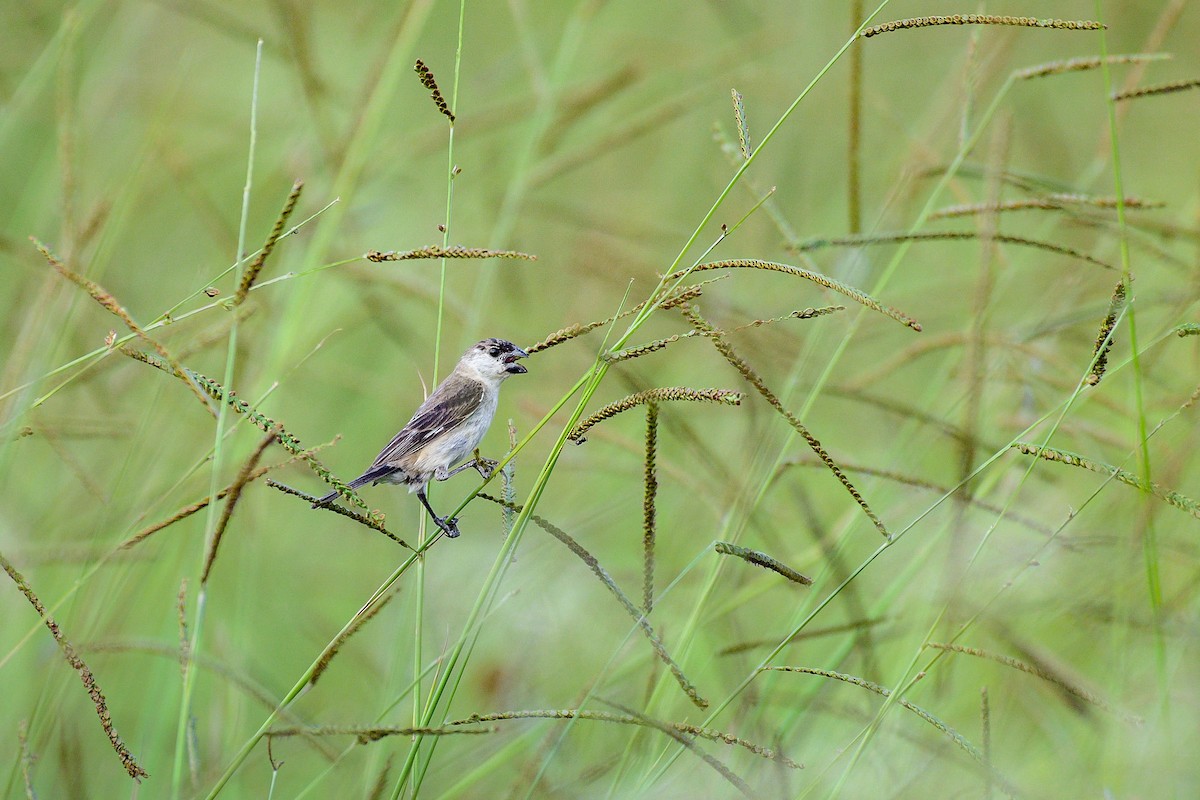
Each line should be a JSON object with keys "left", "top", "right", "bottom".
{"left": 3, "top": 1, "right": 1200, "bottom": 797}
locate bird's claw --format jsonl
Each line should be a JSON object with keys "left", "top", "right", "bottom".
{"left": 473, "top": 457, "right": 499, "bottom": 480}
{"left": 437, "top": 516, "right": 461, "bottom": 538}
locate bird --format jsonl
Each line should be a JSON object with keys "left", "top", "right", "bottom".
{"left": 312, "top": 338, "right": 529, "bottom": 538}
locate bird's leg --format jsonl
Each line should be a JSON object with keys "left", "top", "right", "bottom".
{"left": 437, "top": 450, "right": 499, "bottom": 482}
{"left": 416, "top": 485, "right": 460, "bottom": 538}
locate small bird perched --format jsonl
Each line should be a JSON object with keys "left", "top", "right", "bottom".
{"left": 312, "top": 338, "right": 528, "bottom": 538}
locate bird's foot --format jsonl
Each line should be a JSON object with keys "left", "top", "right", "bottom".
{"left": 473, "top": 455, "right": 499, "bottom": 480}
{"left": 435, "top": 515, "right": 461, "bottom": 539}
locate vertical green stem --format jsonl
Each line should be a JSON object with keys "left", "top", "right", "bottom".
{"left": 171, "top": 39, "right": 262, "bottom": 800}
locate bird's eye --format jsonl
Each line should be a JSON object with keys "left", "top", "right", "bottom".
{"left": 489, "top": 347, "right": 500, "bottom": 357}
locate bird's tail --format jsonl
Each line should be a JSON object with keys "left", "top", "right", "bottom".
{"left": 310, "top": 466, "right": 399, "bottom": 509}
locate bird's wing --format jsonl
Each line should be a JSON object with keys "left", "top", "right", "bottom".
{"left": 370, "top": 374, "right": 486, "bottom": 469}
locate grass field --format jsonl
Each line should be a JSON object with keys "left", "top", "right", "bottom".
{"left": 3, "top": 2, "right": 1200, "bottom": 797}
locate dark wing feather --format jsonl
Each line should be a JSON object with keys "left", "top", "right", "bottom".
{"left": 370, "top": 375, "right": 485, "bottom": 469}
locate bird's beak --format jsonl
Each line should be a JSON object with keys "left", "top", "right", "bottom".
{"left": 503, "top": 346, "right": 529, "bottom": 374}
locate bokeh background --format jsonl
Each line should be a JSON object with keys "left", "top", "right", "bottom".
{"left": 3, "top": 1, "right": 1200, "bottom": 797}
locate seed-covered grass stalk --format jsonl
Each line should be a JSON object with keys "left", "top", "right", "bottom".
{"left": 602, "top": 699, "right": 753, "bottom": 797}
{"left": 925, "top": 642, "right": 1138, "bottom": 722}
{"left": 266, "top": 480, "right": 410, "bottom": 549}
{"left": 34, "top": 239, "right": 214, "bottom": 414}
{"left": 0, "top": 551, "right": 148, "bottom": 780}
{"left": 731, "top": 89, "right": 751, "bottom": 159}
{"left": 1087, "top": 280, "right": 1125, "bottom": 386}
{"left": 267, "top": 725, "right": 491, "bottom": 743}
{"left": 861, "top": 15, "right": 1103, "bottom": 38}
{"left": 366, "top": 245, "right": 536, "bottom": 262}
{"left": 1176, "top": 323, "right": 1200, "bottom": 338}
{"left": 234, "top": 180, "right": 303, "bottom": 305}
{"left": 116, "top": 443, "right": 333, "bottom": 551}
{"left": 1011, "top": 442, "right": 1200, "bottom": 519}
{"left": 683, "top": 305, "right": 890, "bottom": 537}
{"left": 567, "top": 387, "right": 741, "bottom": 444}
{"left": 1113, "top": 78, "right": 1200, "bottom": 101}
{"left": 643, "top": 403, "right": 659, "bottom": 614}
{"left": 414, "top": 59, "right": 455, "bottom": 122}
{"left": 450, "top": 708, "right": 801, "bottom": 767}
{"left": 792, "top": 230, "right": 1116, "bottom": 271}
{"left": 714, "top": 542, "right": 812, "bottom": 586}
{"left": 528, "top": 279, "right": 724, "bottom": 354}
{"left": 200, "top": 426, "right": 278, "bottom": 584}
{"left": 1014, "top": 53, "right": 1164, "bottom": 81}
{"left": 663, "top": 259, "right": 922, "bottom": 331}
{"left": 931, "top": 194, "right": 1164, "bottom": 219}
{"left": 121, "top": 348, "right": 373, "bottom": 516}
{"left": 477, "top": 493, "right": 708, "bottom": 709}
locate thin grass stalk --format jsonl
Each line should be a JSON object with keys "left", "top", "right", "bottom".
{"left": 926, "top": 642, "right": 1135, "bottom": 722}
{"left": 793, "top": 230, "right": 1116, "bottom": 271}
{"left": 410, "top": 24, "right": 470, "bottom": 795}
{"left": 174, "top": 40, "right": 262, "bottom": 799}
{"left": 766, "top": 667, "right": 1018, "bottom": 796}
{"left": 1094, "top": 5, "right": 1165, "bottom": 714}
{"left": 848, "top": 0, "right": 863, "bottom": 233}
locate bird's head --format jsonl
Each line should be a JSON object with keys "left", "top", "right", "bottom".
{"left": 460, "top": 338, "right": 529, "bottom": 381}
